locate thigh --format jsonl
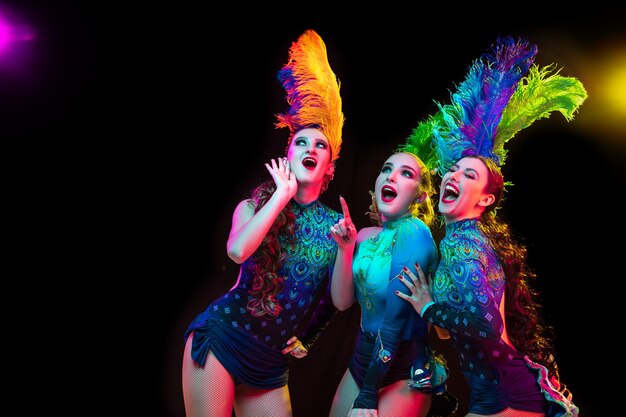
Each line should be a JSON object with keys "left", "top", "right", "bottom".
{"left": 466, "top": 408, "right": 544, "bottom": 417}
{"left": 182, "top": 333, "right": 236, "bottom": 417}
{"left": 329, "top": 369, "right": 360, "bottom": 417}
{"left": 378, "top": 379, "right": 431, "bottom": 417}
{"left": 234, "top": 383, "right": 292, "bottom": 417}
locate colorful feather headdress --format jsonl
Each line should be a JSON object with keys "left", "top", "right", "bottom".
{"left": 432, "top": 36, "right": 588, "bottom": 174}
{"left": 396, "top": 111, "right": 442, "bottom": 175}
{"left": 275, "top": 29, "right": 345, "bottom": 162}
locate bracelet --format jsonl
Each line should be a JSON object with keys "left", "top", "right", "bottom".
{"left": 420, "top": 301, "right": 435, "bottom": 317}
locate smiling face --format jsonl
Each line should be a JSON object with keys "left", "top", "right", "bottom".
{"left": 286, "top": 128, "right": 334, "bottom": 188}
{"left": 374, "top": 152, "right": 423, "bottom": 222}
{"left": 439, "top": 156, "right": 496, "bottom": 224}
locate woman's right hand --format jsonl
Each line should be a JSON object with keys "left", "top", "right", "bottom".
{"left": 265, "top": 157, "right": 297, "bottom": 202}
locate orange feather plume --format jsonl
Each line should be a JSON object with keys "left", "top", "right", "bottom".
{"left": 275, "top": 29, "right": 345, "bottom": 162}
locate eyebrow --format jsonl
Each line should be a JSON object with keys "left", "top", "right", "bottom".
{"left": 459, "top": 166, "right": 479, "bottom": 177}
{"left": 294, "top": 136, "right": 328, "bottom": 146}
{"left": 384, "top": 163, "right": 417, "bottom": 173}
{"left": 451, "top": 163, "right": 479, "bottom": 175}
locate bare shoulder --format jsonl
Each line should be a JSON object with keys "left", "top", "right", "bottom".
{"left": 357, "top": 226, "right": 382, "bottom": 243}
{"left": 235, "top": 198, "right": 256, "bottom": 211}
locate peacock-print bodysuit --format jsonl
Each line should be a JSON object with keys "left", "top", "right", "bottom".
{"left": 184, "top": 199, "right": 340, "bottom": 388}
{"left": 423, "top": 218, "right": 579, "bottom": 416}
{"left": 350, "top": 215, "right": 438, "bottom": 410}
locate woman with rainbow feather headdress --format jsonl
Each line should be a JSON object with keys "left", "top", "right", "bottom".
{"left": 182, "top": 29, "right": 348, "bottom": 417}
{"left": 326, "top": 116, "right": 457, "bottom": 416}
{"left": 395, "top": 36, "right": 587, "bottom": 417}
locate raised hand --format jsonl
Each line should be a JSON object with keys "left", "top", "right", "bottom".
{"left": 330, "top": 196, "right": 357, "bottom": 248}
{"left": 265, "top": 157, "right": 297, "bottom": 202}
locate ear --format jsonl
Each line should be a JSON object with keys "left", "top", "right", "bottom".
{"left": 325, "top": 163, "right": 335, "bottom": 176}
{"left": 415, "top": 191, "right": 427, "bottom": 204}
{"left": 478, "top": 193, "right": 496, "bottom": 207}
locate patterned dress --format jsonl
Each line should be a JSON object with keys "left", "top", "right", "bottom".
{"left": 423, "top": 218, "right": 579, "bottom": 416}
{"left": 184, "top": 199, "right": 341, "bottom": 388}
{"left": 349, "top": 215, "right": 439, "bottom": 409}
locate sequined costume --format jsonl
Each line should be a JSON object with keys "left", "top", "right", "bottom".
{"left": 423, "top": 219, "right": 578, "bottom": 416}
{"left": 184, "top": 200, "right": 340, "bottom": 388}
{"left": 349, "top": 215, "right": 439, "bottom": 409}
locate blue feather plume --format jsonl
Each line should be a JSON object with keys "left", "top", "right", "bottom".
{"left": 433, "top": 37, "right": 537, "bottom": 172}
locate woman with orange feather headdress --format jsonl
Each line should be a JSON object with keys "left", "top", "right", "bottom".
{"left": 182, "top": 29, "right": 347, "bottom": 417}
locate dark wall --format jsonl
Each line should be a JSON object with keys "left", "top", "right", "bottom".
{"left": 8, "top": 5, "right": 621, "bottom": 416}
{"left": 150, "top": 14, "right": 624, "bottom": 417}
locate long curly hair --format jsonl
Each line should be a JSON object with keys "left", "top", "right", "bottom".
{"left": 368, "top": 152, "right": 436, "bottom": 228}
{"left": 245, "top": 180, "right": 296, "bottom": 317}
{"left": 475, "top": 156, "right": 560, "bottom": 380}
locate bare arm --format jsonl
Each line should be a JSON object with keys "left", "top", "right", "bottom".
{"left": 226, "top": 158, "right": 296, "bottom": 264}
{"left": 329, "top": 196, "right": 357, "bottom": 310}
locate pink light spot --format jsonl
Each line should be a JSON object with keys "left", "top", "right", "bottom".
{"left": 0, "top": 18, "right": 11, "bottom": 54}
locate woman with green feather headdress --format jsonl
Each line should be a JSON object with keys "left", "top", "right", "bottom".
{"left": 396, "top": 36, "right": 586, "bottom": 417}
{"left": 327, "top": 111, "right": 457, "bottom": 416}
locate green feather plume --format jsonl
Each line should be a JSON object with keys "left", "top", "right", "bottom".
{"left": 494, "top": 64, "right": 588, "bottom": 165}
{"left": 396, "top": 111, "right": 443, "bottom": 174}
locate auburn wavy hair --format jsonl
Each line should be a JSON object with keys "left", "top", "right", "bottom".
{"left": 475, "top": 156, "right": 560, "bottom": 381}
{"left": 245, "top": 181, "right": 296, "bottom": 317}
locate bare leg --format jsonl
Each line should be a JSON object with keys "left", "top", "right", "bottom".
{"left": 466, "top": 408, "right": 544, "bottom": 417}
{"left": 234, "top": 383, "right": 292, "bottom": 417}
{"left": 329, "top": 369, "right": 360, "bottom": 417}
{"left": 182, "top": 333, "right": 236, "bottom": 417}
{"left": 379, "top": 379, "right": 431, "bottom": 417}
{"left": 329, "top": 370, "right": 432, "bottom": 417}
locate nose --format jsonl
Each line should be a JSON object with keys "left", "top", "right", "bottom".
{"left": 447, "top": 170, "right": 459, "bottom": 182}
{"left": 387, "top": 170, "right": 396, "bottom": 183}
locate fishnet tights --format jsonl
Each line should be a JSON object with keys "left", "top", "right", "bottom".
{"left": 182, "top": 333, "right": 293, "bottom": 417}
{"left": 329, "top": 369, "right": 431, "bottom": 417}
{"left": 466, "top": 409, "right": 544, "bottom": 417}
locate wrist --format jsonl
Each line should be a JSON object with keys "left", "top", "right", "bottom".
{"left": 420, "top": 301, "right": 435, "bottom": 317}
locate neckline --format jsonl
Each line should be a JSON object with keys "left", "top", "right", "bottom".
{"left": 382, "top": 214, "right": 412, "bottom": 230}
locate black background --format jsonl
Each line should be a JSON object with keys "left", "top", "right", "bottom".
{"left": 5, "top": 4, "right": 624, "bottom": 416}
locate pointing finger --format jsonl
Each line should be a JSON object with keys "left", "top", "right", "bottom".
{"left": 339, "top": 196, "right": 352, "bottom": 222}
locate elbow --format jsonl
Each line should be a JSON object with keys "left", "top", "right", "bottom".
{"left": 335, "top": 304, "right": 351, "bottom": 312}
{"left": 331, "top": 297, "right": 354, "bottom": 312}
{"left": 434, "top": 326, "right": 450, "bottom": 340}
{"left": 227, "top": 246, "right": 245, "bottom": 264}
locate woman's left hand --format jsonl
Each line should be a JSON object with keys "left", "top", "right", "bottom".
{"left": 348, "top": 409, "right": 378, "bottom": 417}
{"left": 330, "top": 196, "right": 357, "bottom": 248}
{"left": 281, "top": 336, "right": 308, "bottom": 359}
{"left": 395, "top": 262, "right": 434, "bottom": 316}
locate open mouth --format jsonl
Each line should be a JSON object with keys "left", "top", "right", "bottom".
{"left": 381, "top": 185, "right": 397, "bottom": 203}
{"left": 441, "top": 183, "right": 459, "bottom": 203}
{"left": 302, "top": 157, "right": 317, "bottom": 170}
